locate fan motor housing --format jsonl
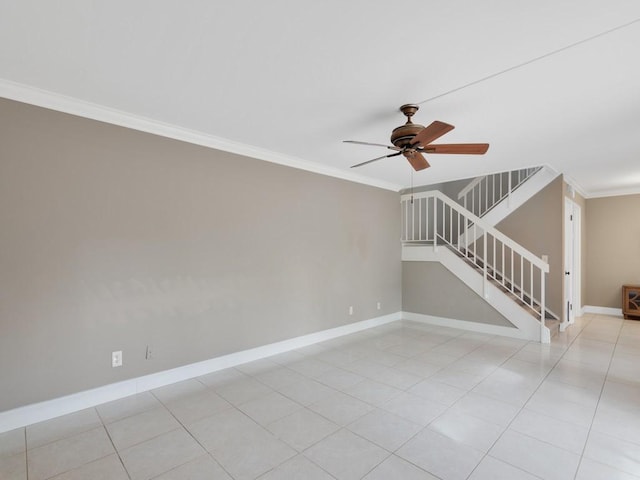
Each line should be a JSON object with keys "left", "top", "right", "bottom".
{"left": 391, "top": 103, "right": 423, "bottom": 148}
{"left": 391, "top": 123, "right": 424, "bottom": 148}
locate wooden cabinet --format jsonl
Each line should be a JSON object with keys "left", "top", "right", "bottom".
{"left": 622, "top": 285, "right": 640, "bottom": 319}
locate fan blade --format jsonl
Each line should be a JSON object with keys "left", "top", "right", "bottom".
{"left": 343, "top": 140, "right": 402, "bottom": 151}
{"left": 403, "top": 150, "right": 430, "bottom": 171}
{"left": 350, "top": 151, "right": 403, "bottom": 168}
{"left": 410, "top": 121, "right": 455, "bottom": 147}
{"left": 422, "top": 143, "right": 489, "bottom": 154}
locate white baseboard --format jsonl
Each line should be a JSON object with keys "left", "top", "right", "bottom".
{"left": 401, "top": 311, "right": 536, "bottom": 341}
{"left": 0, "top": 312, "right": 401, "bottom": 433}
{"left": 583, "top": 305, "right": 623, "bottom": 317}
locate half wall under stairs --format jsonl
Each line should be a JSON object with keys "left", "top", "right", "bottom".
{"left": 403, "top": 246, "right": 556, "bottom": 342}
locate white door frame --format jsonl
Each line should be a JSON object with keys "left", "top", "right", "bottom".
{"left": 562, "top": 197, "right": 581, "bottom": 331}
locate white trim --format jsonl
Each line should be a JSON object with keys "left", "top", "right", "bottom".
{"left": 562, "top": 173, "right": 588, "bottom": 199}
{"left": 583, "top": 305, "right": 623, "bottom": 317}
{"left": 401, "top": 312, "right": 534, "bottom": 340}
{"left": 564, "top": 197, "right": 579, "bottom": 325}
{"left": 0, "top": 79, "right": 402, "bottom": 192}
{"left": 0, "top": 312, "right": 400, "bottom": 433}
{"left": 583, "top": 186, "right": 640, "bottom": 199}
{"left": 562, "top": 170, "right": 640, "bottom": 199}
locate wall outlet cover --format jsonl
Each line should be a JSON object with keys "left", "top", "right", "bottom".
{"left": 112, "top": 351, "right": 123, "bottom": 368}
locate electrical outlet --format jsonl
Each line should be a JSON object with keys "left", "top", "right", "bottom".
{"left": 112, "top": 350, "right": 122, "bottom": 368}
{"left": 349, "top": 306, "right": 353, "bottom": 315}
{"left": 145, "top": 345, "right": 153, "bottom": 360}
{"left": 377, "top": 302, "right": 381, "bottom": 310}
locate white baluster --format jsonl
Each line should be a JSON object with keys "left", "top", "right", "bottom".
{"left": 530, "top": 264, "right": 534, "bottom": 307}
{"left": 520, "top": 256, "right": 524, "bottom": 302}
{"left": 433, "top": 196, "right": 438, "bottom": 252}
{"left": 483, "top": 230, "right": 488, "bottom": 298}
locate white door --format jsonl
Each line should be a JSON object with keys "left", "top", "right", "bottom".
{"left": 563, "top": 198, "right": 581, "bottom": 329}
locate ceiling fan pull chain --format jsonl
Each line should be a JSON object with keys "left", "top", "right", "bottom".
{"left": 410, "top": 167, "right": 414, "bottom": 204}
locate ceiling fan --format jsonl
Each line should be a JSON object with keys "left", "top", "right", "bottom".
{"left": 345, "top": 104, "right": 489, "bottom": 171}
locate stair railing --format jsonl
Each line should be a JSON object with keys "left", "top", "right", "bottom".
{"left": 401, "top": 190, "right": 549, "bottom": 342}
{"left": 457, "top": 167, "right": 543, "bottom": 218}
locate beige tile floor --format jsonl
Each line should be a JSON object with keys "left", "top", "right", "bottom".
{"left": 1, "top": 313, "right": 639, "bottom": 479}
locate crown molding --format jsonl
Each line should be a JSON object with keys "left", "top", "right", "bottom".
{"left": 582, "top": 186, "right": 640, "bottom": 199}
{"left": 561, "top": 170, "right": 640, "bottom": 199}
{"left": 0, "top": 79, "right": 403, "bottom": 192}
{"left": 559, "top": 171, "right": 588, "bottom": 199}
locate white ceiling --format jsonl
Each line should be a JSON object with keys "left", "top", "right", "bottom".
{"left": 1, "top": 1, "right": 640, "bottom": 196}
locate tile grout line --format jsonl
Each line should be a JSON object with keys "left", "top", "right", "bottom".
{"left": 221, "top": 370, "right": 358, "bottom": 479}
{"left": 41, "top": 432, "right": 121, "bottom": 480}
{"left": 96, "top": 410, "right": 132, "bottom": 480}
{"left": 464, "top": 315, "right": 638, "bottom": 479}
{"left": 24, "top": 427, "right": 28, "bottom": 480}
{"left": 93, "top": 392, "right": 168, "bottom": 427}
{"left": 359, "top": 330, "right": 525, "bottom": 479}
{"left": 147, "top": 389, "right": 238, "bottom": 480}
{"left": 28, "top": 407, "right": 119, "bottom": 480}
{"left": 363, "top": 325, "right": 502, "bottom": 478}
{"left": 462, "top": 316, "right": 592, "bottom": 479}
{"left": 193, "top": 384, "right": 343, "bottom": 480}
{"left": 269, "top": 325, "right": 427, "bottom": 477}
{"left": 285, "top": 427, "right": 341, "bottom": 480}
{"left": 398, "top": 334, "right": 505, "bottom": 424}
{"left": 23, "top": 416, "right": 102, "bottom": 452}
{"left": 438, "top": 337, "right": 543, "bottom": 479}
{"left": 243, "top": 322, "right": 451, "bottom": 479}
{"left": 98, "top": 405, "right": 185, "bottom": 452}
{"left": 194, "top": 361, "right": 346, "bottom": 479}
{"left": 571, "top": 317, "right": 626, "bottom": 480}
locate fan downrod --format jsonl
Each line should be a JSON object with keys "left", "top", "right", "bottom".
{"left": 391, "top": 104, "right": 424, "bottom": 148}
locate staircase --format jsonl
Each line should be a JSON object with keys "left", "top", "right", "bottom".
{"left": 456, "top": 166, "right": 558, "bottom": 245}
{"left": 401, "top": 190, "right": 552, "bottom": 343}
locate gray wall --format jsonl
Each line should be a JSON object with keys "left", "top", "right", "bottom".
{"left": 0, "top": 98, "right": 401, "bottom": 412}
{"left": 401, "top": 178, "right": 471, "bottom": 202}
{"left": 402, "top": 261, "right": 514, "bottom": 327}
{"left": 585, "top": 193, "right": 640, "bottom": 308}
